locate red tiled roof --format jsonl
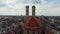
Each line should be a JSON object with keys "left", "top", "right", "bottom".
{"left": 25, "top": 16, "right": 43, "bottom": 30}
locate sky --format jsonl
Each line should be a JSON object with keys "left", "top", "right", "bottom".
{"left": 0, "top": 0, "right": 60, "bottom": 16}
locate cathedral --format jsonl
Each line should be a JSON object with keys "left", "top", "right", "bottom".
{"left": 24, "top": 5, "right": 44, "bottom": 34}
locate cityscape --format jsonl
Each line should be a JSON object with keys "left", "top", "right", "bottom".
{"left": 0, "top": 6, "right": 60, "bottom": 34}
{"left": 0, "top": 0, "right": 60, "bottom": 34}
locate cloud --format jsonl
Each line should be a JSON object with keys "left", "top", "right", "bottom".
{"left": 0, "top": 0, "right": 6, "bottom": 7}
{"left": 40, "top": 0, "right": 46, "bottom": 4}
{"left": 0, "top": 3, "right": 6, "bottom": 7}
{"left": 36, "top": 1, "right": 60, "bottom": 16}
{"left": 48, "top": 7, "right": 60, "bottom": 16}
{"left": 0, "top": 3, "right": 26, "bottom": 15}
{"left": 16, "top": 0, "right": 41, "bottom": 4}
{"left": 0, "top": 0, "right": 60, "bottom": 16}
{"left": 3, "top": 0, "right": 16, "bottom": 4}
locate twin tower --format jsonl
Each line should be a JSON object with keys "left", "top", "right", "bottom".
{"left": 26, "top": 5, "right": 36, "bottom": 17}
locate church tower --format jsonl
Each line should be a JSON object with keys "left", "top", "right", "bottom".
{"left": 26, "top": 5, "right": 29, "bottom": 17}
{"left": 32, "top": 6, "right": 36, "bottom": 17}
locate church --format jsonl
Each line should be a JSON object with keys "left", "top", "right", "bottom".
{"left": 24, "top": 5, "right": 44, "bottom": 34}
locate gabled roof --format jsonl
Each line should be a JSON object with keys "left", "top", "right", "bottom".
{"left": 25, "top": 16, "right": 43, "bottom": 30}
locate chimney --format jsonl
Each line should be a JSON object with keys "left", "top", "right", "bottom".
{"left": 32, "top": 6, "right": 36, "bottom": 17}
{"left": 26, "top": 5, "right": 29, "bottom": 17}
